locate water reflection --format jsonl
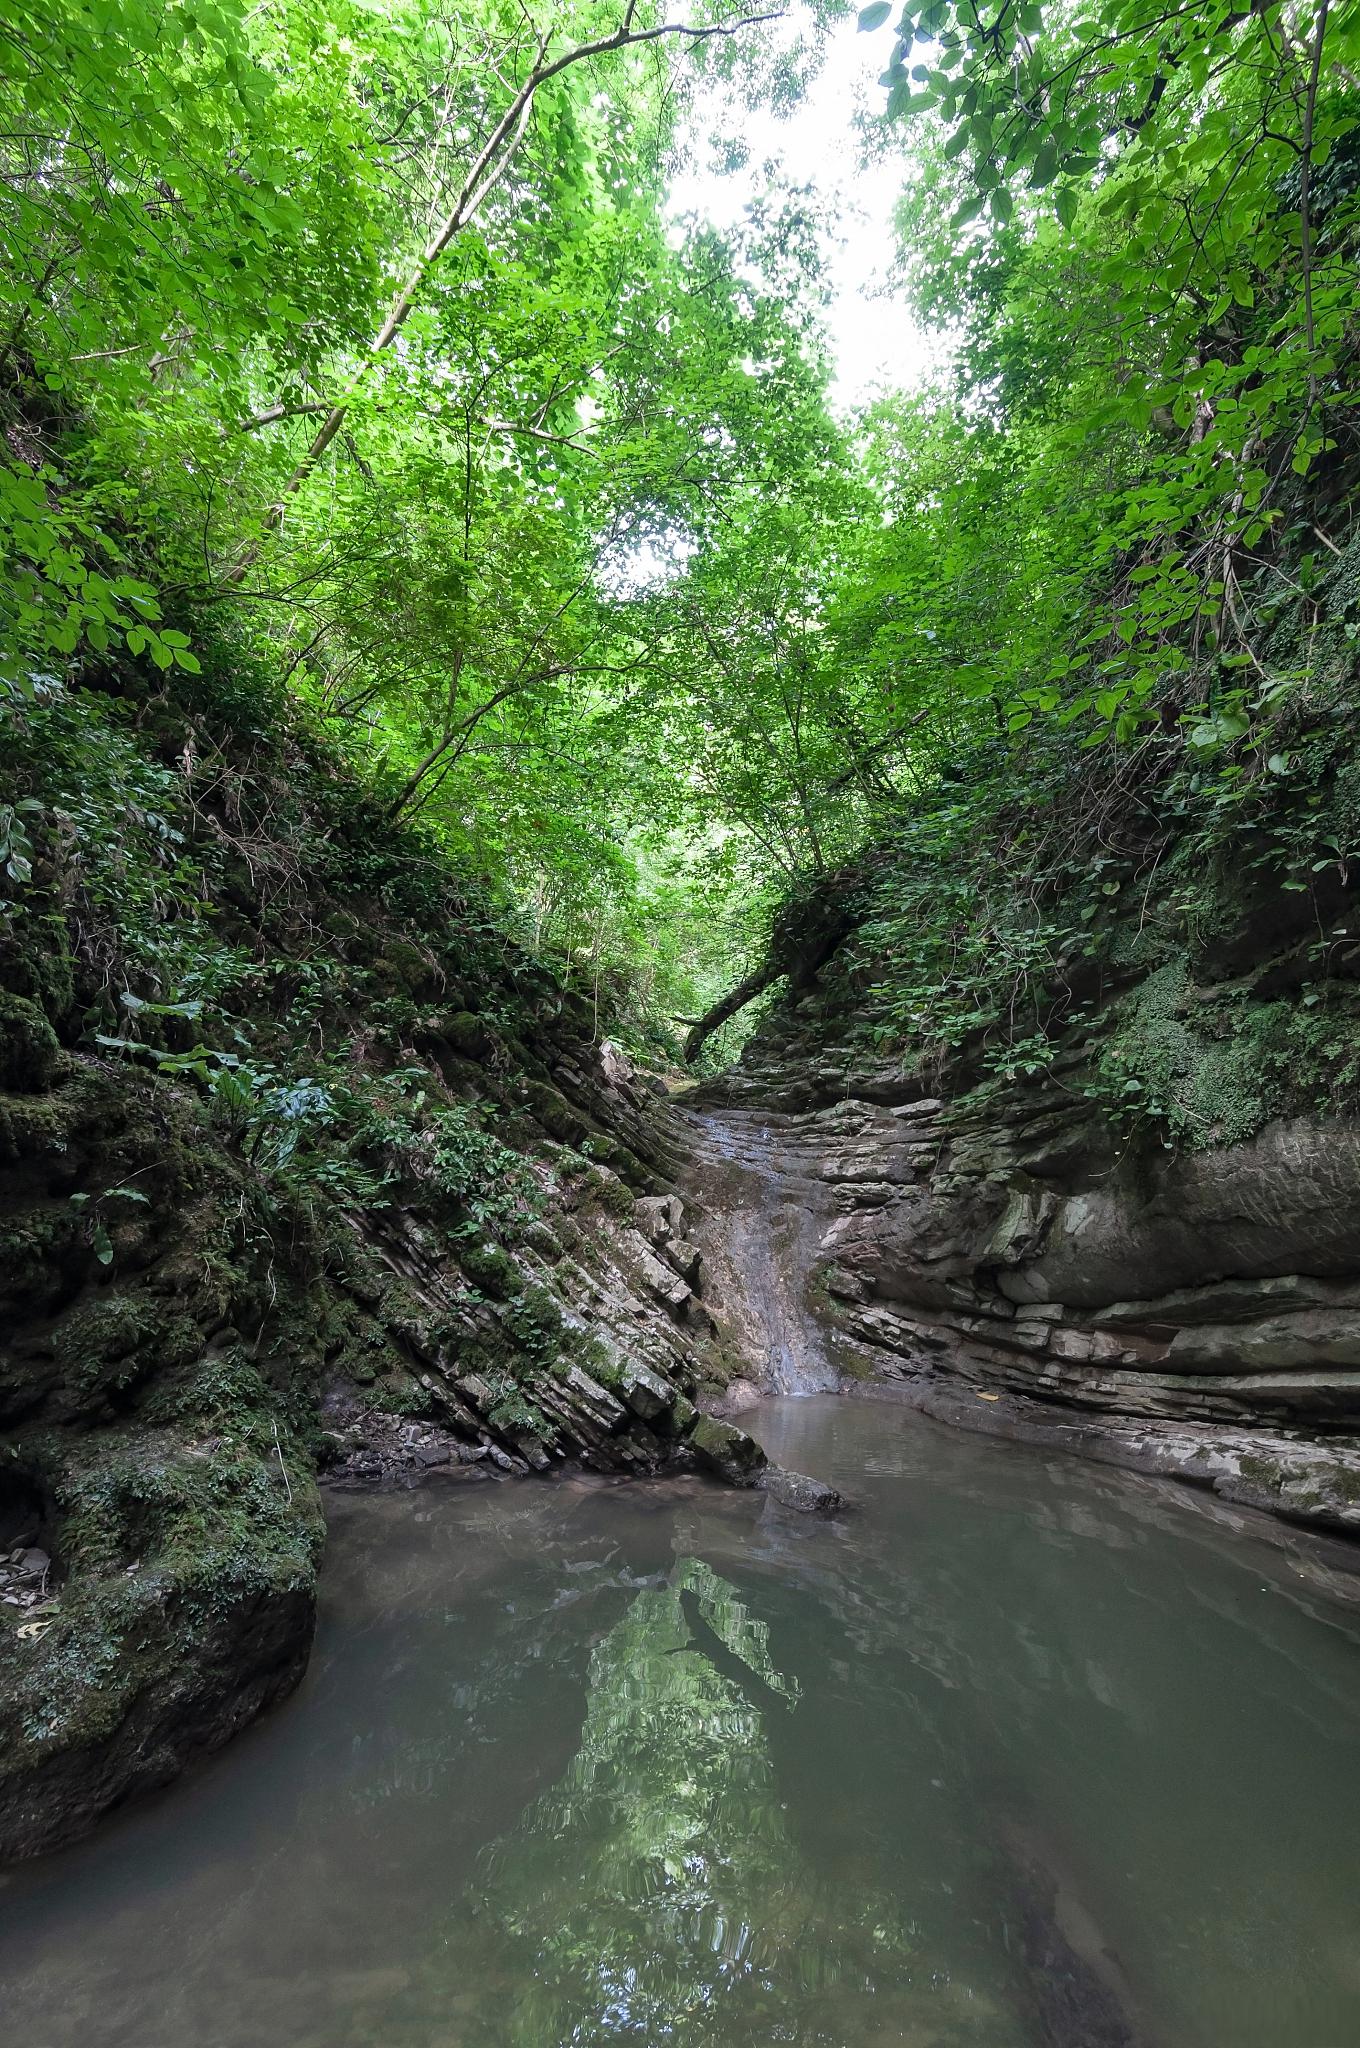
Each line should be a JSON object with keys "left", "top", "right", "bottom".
{"left": 467, "top": 1555, "right": 1017, "bottom": 2047}
{"left": 3, "top": 1402, "right": 1360, "bottom": 2048}
{"left": 472, "top": 1559, "right": 801, "bottom": 2042}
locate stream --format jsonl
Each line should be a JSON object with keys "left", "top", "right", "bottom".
{"left": 4, "top": 1397, "right": 1360, "bottom": 2046}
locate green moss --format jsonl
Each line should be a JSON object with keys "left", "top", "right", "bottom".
{"left": 486, "top": 1384, "right": 555, "bottom": 1442}
{"left": 520, "top": 1080, "right": 588, "bottom": 1146}
{"left": 51, "top": 1293, "right": 187, "bottom": 1399}
{"left": 0, "top": 1198, "right": 84, "bottom": 1308}
{"left": 829, "top": 1344, "right": 878, "bottom": 1382}
{"left": 0, "top": 1060, "right": 102, "bottom": 1162}
{"left": 457, "top": 1240, "right": 520, "bottom": 1301}
{"left": 1085, "top": 959, "right": 1358, "bottom": 1149}
{"left": 0, "top": 992, "right": 63, "bottom": 1092}
{"left": 689, "top": 1414, "right": 766, "bottom": 1483}
{"left": 371, "top": 938, "right": 441, "bottom": 996}
{"left": 581, "top": 1131, "right": 654, "bottom": 1190}
{"left": 443, "top": 1009, "right": 492, "bottom": 1060}
{"left": 366, "top": 1369, "right": 428, "bottom": 1414}
{"left": 580, "top": 1164, "right": 636, "bottom": 1219}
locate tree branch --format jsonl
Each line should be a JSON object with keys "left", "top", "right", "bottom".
{"left": 1298, "top": 0, "right": 1329, "bottom": 399}
{"left": 231, "top": 401, "right": 330, "bottom": 435}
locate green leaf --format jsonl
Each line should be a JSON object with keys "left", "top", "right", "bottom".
{"left": 858, "top": 2, "right": 892, "bottom": 28}
{"left": 1029, "top": 145, "right": 1059, "bottom": 189}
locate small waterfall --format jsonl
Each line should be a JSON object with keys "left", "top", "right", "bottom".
{"left": 682, "top": 1110, "right": 840, "bottom": 1396}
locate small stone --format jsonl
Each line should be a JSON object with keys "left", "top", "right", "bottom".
{"left": 413, "top": 1444, "right": 451, "bottom": 1467}
{"left": 666, "top": 1238, "right": 702, "bottom": 1285}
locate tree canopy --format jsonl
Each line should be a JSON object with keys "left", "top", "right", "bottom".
{"left": 3, "top": 0, "right": 1356, "bottom": 1054}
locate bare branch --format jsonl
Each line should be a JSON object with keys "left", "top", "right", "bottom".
{"left": 231, "top": 401, "right": 330, "bottom": 435}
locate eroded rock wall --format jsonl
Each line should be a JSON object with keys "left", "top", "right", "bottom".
{"left": 696, "top": 1030, "right": 1360, "bottom": 1536}
{"left": 0, "top": 675, "right": 767, "bottom": 1861}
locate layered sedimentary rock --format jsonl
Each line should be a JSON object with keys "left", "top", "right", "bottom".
{"left": 695, "top": 1024, "right": 1360, "bottom": 1534}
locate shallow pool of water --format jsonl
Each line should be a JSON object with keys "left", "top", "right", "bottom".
{"left": 5, "top": 1397, "right": 1360, "bottom": 2047}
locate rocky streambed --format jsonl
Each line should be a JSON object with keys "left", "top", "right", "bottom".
{"left": 6, "top": 983, "right": 1360, "bottom": 1865}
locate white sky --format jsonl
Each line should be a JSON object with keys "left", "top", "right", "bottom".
{"left": 667, "top": 14, "right": 941, "bottom": 410}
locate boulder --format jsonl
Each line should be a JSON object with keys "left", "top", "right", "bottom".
{"left": 633, "top": 1244, "right": 692, "bottom": 1317}
{"left": 689, "top": 1414, "right": 767, "bottom": 1485}
{"left": 617, "top": 1359, "right": 676, "bottom": 1424}
{"left": 634, "top": 1194, "right": 684, "bottom": 1246}
{"left": 665, "top": 1237, "right": 702, "bottom": 1285}
{"left": 762, "top": 1466, "right": 842, "bottom": 1513}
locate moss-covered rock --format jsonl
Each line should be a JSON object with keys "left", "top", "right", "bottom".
{"left": 457, "top": 1240, "right": 520, "bottom": 1301}
{"left": 442, "top": 1009, "right": 492, "bottom": 1060}
{"left": 520, "top": 1079, "right": 589, "bottom": 1146}
{"left": 0, "top": 993, "right": 63, "bottom": 1092}
{"left": 689, "top": 1414, "right": 767, "bottom": 1485}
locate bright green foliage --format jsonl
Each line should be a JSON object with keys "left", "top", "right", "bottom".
{"left": 1, "top": 0, "right": 853, "bottom": 1029}
{"left": 872, "top": 0, "right": 1359, "bottom": 742}
{"left": 3, "top": 0, "right": 1359, "bottom": 1047}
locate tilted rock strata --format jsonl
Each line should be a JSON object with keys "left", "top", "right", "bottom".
{"left": 0, "top": 1009, "right": 763, "bottom": 1862}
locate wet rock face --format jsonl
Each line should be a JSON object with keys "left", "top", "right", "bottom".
{"left": 679, "top": 1111, "right": 841, "bottom": 1397}
{"left": 698, "top": 1037, "right": 1360, "bottom": 1532}
{"left": 816, "top": 1095, "right": 1360, "bottom": 1441}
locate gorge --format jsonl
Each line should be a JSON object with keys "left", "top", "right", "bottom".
{"left": 4, "top": 0, "right": 1360, "bottom": 2038}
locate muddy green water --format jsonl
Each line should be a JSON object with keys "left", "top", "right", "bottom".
{"left": 5, "top": 1397, "right": 1360, "bottom": 2048}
